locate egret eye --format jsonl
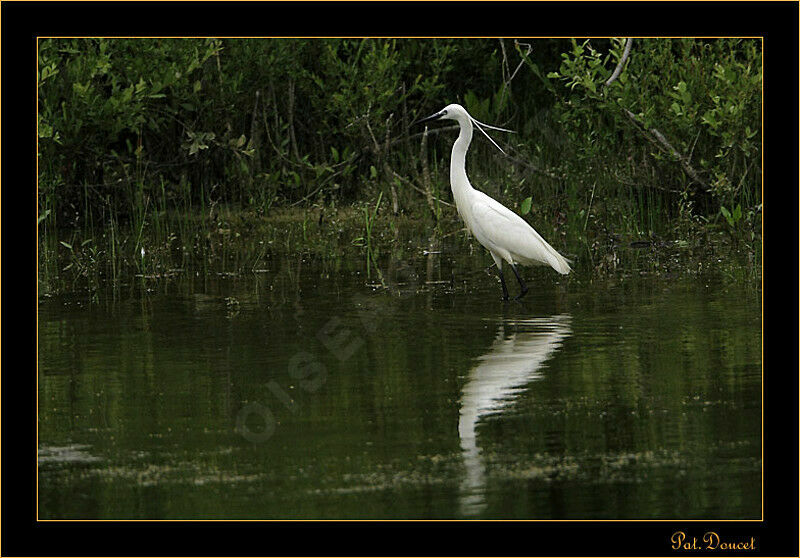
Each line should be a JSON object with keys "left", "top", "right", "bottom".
{"left": 441, "top": 110, "right": 448, "bottom": 115}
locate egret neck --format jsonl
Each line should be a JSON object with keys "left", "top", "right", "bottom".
{"left": 449, "top": 114, "right": 474, "bottom": 217}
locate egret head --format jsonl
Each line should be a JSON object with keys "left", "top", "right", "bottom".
{"left": 414, "top": 103, "right": 469, "bottom": 125}
{"left": 414, "top": 103, "right": 514, "bottom": 155}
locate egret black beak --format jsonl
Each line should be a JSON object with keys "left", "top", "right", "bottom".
{"left": 413, "top": 110, "right": 445, "bottom": 126}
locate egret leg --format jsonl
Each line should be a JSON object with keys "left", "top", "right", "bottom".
{"left": 496, "top": 265, "right": 510, "bottom": 301}
{"left": 510, "top": 264, "right": 528, "bottom": 300}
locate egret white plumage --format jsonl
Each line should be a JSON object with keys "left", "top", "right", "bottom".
{"left": 415, "top": 103, "right": 571, "bottom": 300}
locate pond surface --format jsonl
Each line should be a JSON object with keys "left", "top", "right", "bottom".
{"left": 38, "top": 249, "right": 761, "bottom": 519}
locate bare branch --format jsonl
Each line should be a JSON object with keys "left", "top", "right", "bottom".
{"left": 623, "top": 109, "right": 711, "bottom": 191}
{"left": 389, "top": 165, "right": 453, "bottom": 209}
{"left": 496, "top": 39, "right": 532, "bottom": 119}
{"left": 604, "top": 38, "right": 633, "bottom": 88}
{"left": 497, "top": 148, "right": 565, "bottom": 181}
{"left": 510, "top": 40, "right": 532, "bottom": 82}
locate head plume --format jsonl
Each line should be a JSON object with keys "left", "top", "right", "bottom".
{"left": 468, "top": 115, "right": 515, "bottom": 155}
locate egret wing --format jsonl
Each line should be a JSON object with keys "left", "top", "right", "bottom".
{"left": 470, "top": 193, "right": 571, "bottom": 274}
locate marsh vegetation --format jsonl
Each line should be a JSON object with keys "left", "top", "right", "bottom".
{"left": 38, "top": 38, "right": 761, "bottom": 295}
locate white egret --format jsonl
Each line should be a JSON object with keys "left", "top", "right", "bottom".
{"left": 415, "top": 104, "right": 571, "bottom": 300}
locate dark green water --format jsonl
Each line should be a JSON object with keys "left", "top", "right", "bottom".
{"left": 38, "top": 251, "right": 761, "bottom": 519}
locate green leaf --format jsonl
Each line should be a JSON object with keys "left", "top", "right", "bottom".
{"left": 520, "top": 196, "right": 532, "bottom": 215}
{"left": 720, "top": 206, "right": 733, "bottom": 226}
{"left": 60, "top": 241, "right": 73, "bottom": 250}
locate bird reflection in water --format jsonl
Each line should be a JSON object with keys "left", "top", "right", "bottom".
{"left": 458, "top": 315, "right": 572, "bottom": 516}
